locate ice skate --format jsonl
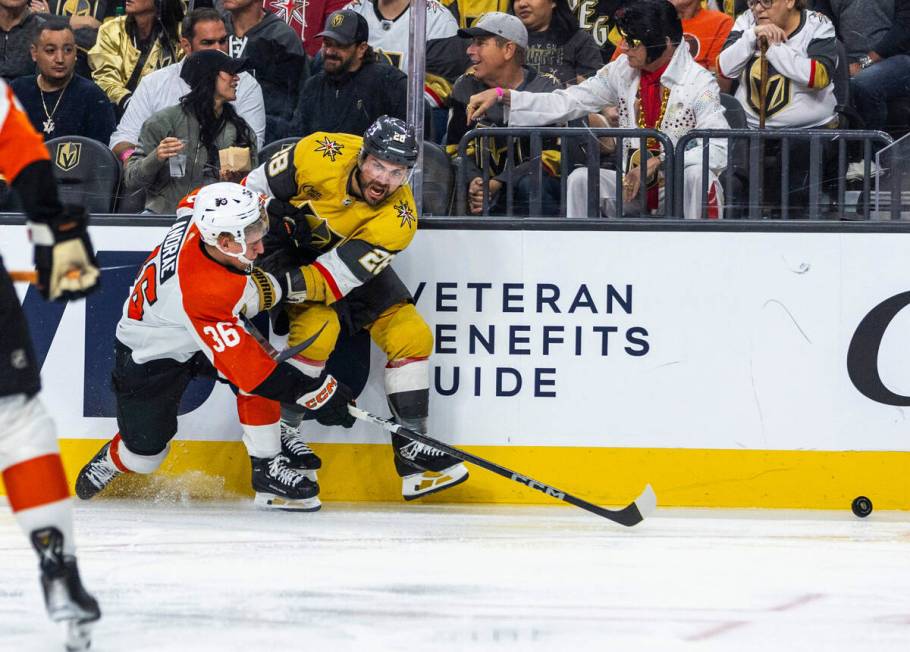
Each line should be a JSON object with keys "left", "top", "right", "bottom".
{"left": 401, "top": 460, "right": 469, "bottom": 500}
{"left": 30, "top": 528, "right": 100, "bottom": 652}
{"left": 75, "top": 441, "right": 123, "bottom": 500}
{"left": 251, "top": 454, "right": 321, "bottom": 511}
{"left": 279, "top": 420, "right": 321, "bottom": 481}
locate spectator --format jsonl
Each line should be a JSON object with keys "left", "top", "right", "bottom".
{"left": 344, "top": 0, "right": 467, "bottom": 111}
{"left": 719, "top": 0, "right": 836, "bottom": 215}
{"left": 515, "top": 0, "right": 603, "bottom": 84}
{"left": 10, "top": 20, "right": 115, "bottom": 142}
{"left": 258, "top": 0, "right": 347, "bottom": 57}
{"left": 671, "top": 0, "right": 733, "bottom": 72}
{"left": 718, "top": 0, "right": 836, "bottom": 128}
{"left": 88, "top": 0, "right": 183, "bottom": 116}
{"left": 0, "top": 0, "right": 43, "bottom": 80}
{"left": 814, "top": 0, "right": 910, "bottom": 135}
{"left": 571, "top": 0, "right": 623, "bottom": 62}
{"left": 28, "top": 0, "right": 115, "bottom": 78}
{"left": 447, "top": 12, "right": 563, "bottom": 216}
{"left": 467, "top": 0, "right": 729, "bottom": 219}
{"left": 109, "top": 8, "right": 265, "bottom": 163}
{"left": 442, "top": 0, "right": 509, "bottom": 28}
{"left": 123, "top": 49, "right": 258, "bottom": 213}
{"left": 278, "top": 9, "right": 407, "bottom": 139}
{"left": 222, "top": 0, "right": 308, "bottom": 144}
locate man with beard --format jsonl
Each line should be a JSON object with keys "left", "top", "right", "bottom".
{"left": 245, "top": 116, "right": 471, "bottom": 502}
{"left": 273, "top": 9, "right": 407, "bottom": 140}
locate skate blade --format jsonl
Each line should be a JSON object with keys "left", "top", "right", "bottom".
{"left": 403, "top": 464, "right": 469, "bottom": 501}
{"left": 254, "top": 492, "right": 322, "bottom": 512}
{"left": 63, "top": 619, "right": 93, "bottom": 652}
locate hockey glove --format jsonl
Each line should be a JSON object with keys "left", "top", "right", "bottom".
{"left": 29, "top": 205, "right": 100, "bottom": 302}
{"left": 266, "top": 198, "right": 312, "bottom": 249}
{"left": 296, "top": 374, "right": 356, "bottom": 428}
{"left": 257, "top": 250, "right": 308, "bottom": 304}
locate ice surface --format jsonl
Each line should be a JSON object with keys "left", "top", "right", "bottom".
{"left": 1, "top": 500, "right": 909, "bottom": 651}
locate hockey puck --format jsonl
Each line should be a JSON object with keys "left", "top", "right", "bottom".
{"left": 851, "top": 496, "right": 873, "bottom": 518}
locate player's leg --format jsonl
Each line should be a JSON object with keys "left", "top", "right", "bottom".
{"left": 236, "top": 392, "right": 321, "bottom": 511}
{"left": 368, "top": 302, "right": 469, "bottom": 500}
{"left": 75, "top": 342, "right": 195, "bottom": 499}
{"left": 278, "top": 304, "right": 341, "bottom": 473}
{"left": 0, "top": 268, "right": 99, "bottom": 637}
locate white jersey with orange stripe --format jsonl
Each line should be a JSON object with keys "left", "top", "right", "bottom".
{"left": 115, "top": 188, "right": 287, "bottom": 394}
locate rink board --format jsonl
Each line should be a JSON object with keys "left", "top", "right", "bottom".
{"left": 2, "top": 220, "right": 909, "bottom": 509}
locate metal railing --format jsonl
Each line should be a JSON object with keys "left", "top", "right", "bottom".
{"left": 453, "top": 126, "right": 896, "bottom": 220}
{"left": 674, "top": 129, "right": 894, "bottom": 220}
{"left": 455, "top": 127, "right": 677, "bottom": 218}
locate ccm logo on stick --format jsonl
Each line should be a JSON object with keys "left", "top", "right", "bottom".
{"left": 510, "top": 473, "right": 566, "bottom": 499}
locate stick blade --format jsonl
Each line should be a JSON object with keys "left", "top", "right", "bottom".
{"left": 594, "top": 483, "right": 657, "bottom": 527}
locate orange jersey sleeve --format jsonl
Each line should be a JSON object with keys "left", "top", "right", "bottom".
{"left": 177, "top": 228, "right": 280, "bottom": 393}
{"left": 0, "top": 80, "right": 50, "bottom": 183}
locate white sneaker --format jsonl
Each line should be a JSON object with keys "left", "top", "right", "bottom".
{"left": 402, "top": 463, "right": 469, "bottom": 501}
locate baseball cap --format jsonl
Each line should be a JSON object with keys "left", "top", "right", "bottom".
{"left": 457, "top": 12, "right": 528, "bottom": 50}
{"left": 317, "top": 10, "right": 369, "bottom": 46}
{"left": 180, "top": 49, "right": 252, "bottom": 86}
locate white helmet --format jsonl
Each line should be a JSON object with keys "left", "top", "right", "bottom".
{"left": 193, "top": 183, "right": 267, "bottom": 267}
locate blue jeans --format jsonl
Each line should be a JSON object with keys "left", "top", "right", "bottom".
{"left": 850, "top": 55, "right": 910, "bottom": 132}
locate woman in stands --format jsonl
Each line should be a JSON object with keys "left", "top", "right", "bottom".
{"left": 513, "top": 0, "right": 604, "bottom": 85}
{"left": 88, "top": 0, "right": 184, "bottom": 116}
{"left": 123, "top": 50, "right": 259, "bottom": 213}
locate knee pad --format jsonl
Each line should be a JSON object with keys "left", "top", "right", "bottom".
{"left": 376, "top": 304, "right": 433, "bottom": 361}
{"left": 286, "top": 304, "right": 340, "bottom": 363}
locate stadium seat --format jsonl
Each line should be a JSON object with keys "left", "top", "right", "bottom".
{"left": 422, "top": 141, "right": 453, "bottom": 216}
{"left": 44, "top": 136, "right": 120, "bottom": 213}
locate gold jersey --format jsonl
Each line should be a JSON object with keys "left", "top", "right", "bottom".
{"left": 246, "top": 131, "right": 418, "bottom": 304}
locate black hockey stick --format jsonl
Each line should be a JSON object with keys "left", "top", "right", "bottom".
{"left": 239, "top": 314, "right": 327, "bottom": 362}
{"left": 349, "top": 406, "right": 656, "bottom": 527}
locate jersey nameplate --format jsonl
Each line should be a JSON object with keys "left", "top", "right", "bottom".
{"left": 159, "top": 217, "right": 192, "bottom": 285}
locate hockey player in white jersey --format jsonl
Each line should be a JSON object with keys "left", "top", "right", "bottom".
{"left": 75, "top": 183, "right": 356, "bottom": 511}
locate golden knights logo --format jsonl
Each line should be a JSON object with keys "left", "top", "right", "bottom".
{"left": 297, "top": 202, "right": 344, "bottom": 251}
{"left": 314, "top": 136, "right": 344, "bottom": 162}
{"left": 331, "top": 12, "right": 345, "bottom": 27}
{"left": 747, "top": 57, "right": 792, "bottom": 119}
{"left": 55, "top": 142, "right": 81, "bottom": 171}
{"left": 394, "top": 200, "right": 416, "bottom": 229}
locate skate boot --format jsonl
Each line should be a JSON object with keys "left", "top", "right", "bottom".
{"left": 251, "top": 454, "right": 321, "bottom": 511}
{"left": 280, "top": 419, "right": 321, "bottom": 481}
{"left": 395, "top": 437, "right": 469, "bottom": 501}
{"left": 31, "top": 527, "right": 101, "bottom": 652}
{"left": 75, "top": 441, "right": 124, "bottom": 500}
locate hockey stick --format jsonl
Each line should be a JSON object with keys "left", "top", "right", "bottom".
{"left": 9, "top": 269, "right": 83, "bottom": 284}
{"left": 349, "top": 406, "right": 657, "bottom": 527}
{"left": 239, "top": 314, "right": 327, "bottom": 363}
{"left": 758, "top": 36, "right": 770, "bottom": 129}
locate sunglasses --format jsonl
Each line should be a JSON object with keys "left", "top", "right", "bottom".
{"left": 617, "top": 29, "right": 644, "bottom": 49}
{"left": 746, "top": 0, "right": 775, "bottom": 8}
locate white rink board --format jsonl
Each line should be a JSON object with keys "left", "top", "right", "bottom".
{"left": 4, "top": 224, "right": 910, "bottom": 452}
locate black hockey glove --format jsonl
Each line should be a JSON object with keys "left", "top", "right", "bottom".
{"left": 266, "top": 198, "right": 312, "bottom": 249}
{"left": 296, "top": 374, "right": 356, "bottom": 428}
{"left": 257, "top": 249, "right": 308, "bottom": 304}
{"left": 29, "top": 205, "right": 100, "bottom": 302}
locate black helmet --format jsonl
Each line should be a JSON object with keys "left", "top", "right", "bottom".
{"left": 361, "top": 115, "right": 419, "bottom": 167}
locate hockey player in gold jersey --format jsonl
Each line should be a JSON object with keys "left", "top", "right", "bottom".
{"left": 245, "top": 115, "right": 469, "bottom": 500}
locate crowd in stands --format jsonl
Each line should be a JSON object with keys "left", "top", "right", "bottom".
{"left": 0, "top": 0, "right": 907, "bottom": 217}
